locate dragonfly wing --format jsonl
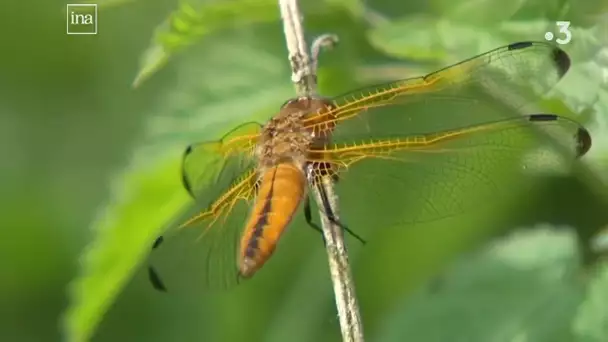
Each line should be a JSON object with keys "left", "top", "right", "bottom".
{"left": 300, "top": 41, "right": 584, "bottom": 229}
{"left": 310, "top": 114, "right": 590, "bottom": 230}
{"left": 303, "top": 41, "right": 570, "bottom": 134}
{"left": 182, "top": 122, "right": 261, "bottom": 198}
{"left": 148, "top": 122, "right": 262, "bottom": 292}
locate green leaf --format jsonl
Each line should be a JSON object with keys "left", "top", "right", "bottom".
{"left": 375, "top": 227, "right": 596, "bottom": 342}
{"left": 434, "top": 0, "right": 528, "bottom": 25}
{"left": 62, "top": 153, "right": 189, "bottom": 342}
{"left": 366, "top": 17, "right": 558, "bottom": 64}
{"left": 63, "top": 35, "right": 295, "bottom": 342}
{"left": 75, "top": 0, "right": 136, "bottom": 9}
{"left": 132, "top": 0, "right": 278, "bottom": 88}
{"left": 130, "top": 0, "right": 372, "bottom": 88}
{"left": 322, "top": 0, "right": 366, "bottom": 18}
{"left": 367, "top": 16, "right": 605, "bottom": 67}
{"left": 366, "top": 16, "right": 454, "bottom": 62}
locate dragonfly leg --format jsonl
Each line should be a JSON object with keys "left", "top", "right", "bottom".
{"left": 305, "top": 163, "right": 365, "bottom": 244}
{"left": 314, "top": 182, "right": 366, "bottom": 245}
{"left": 304, "top": 196, "right": 326, "bottom": 245}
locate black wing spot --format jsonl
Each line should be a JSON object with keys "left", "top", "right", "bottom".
{"left": 529, "top": 114, "right": 558, "bottom": 122}
{"left": 507, "top": 41, "right": 533, "bottom": 50}
{"left": 183, "top": 145, "right": 194, "bottom": 158}
{"left": 575, "top": 127, "right": 592, "bottom": 158}
{"left": 152, "top": 236, "right": 164, "bottom": 249}
{"left": 182, "top": 145, "right": 195, "bottom": 198}
{"left": 551, "top": 47, "right": 571, "bottom": 78}
{"left": 148, "top": 266, "right": 168, "bottom": 292}
{"left": 149, "top": 236, "right": 167, "bottom": 292}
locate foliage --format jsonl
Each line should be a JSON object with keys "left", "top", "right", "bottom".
{"left": 376, "top": 228, "right": 608, "bottom": 342}
{"left": 3, "top": 0, "right": 607, "bottom": 341}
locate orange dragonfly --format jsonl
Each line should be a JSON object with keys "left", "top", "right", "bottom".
{"left": 147, "top": 41, "right": 591, "bottom": 292}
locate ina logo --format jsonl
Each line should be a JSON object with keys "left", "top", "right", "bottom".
{"left": 66, "top": 4, "right": 98, "bottom": 35}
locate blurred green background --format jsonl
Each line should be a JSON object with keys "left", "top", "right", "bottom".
{"left": 1, "top": 0, "right": 608, "bottom": 341}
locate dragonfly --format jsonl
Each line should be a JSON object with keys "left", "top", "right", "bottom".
{"left": 147, "top": 41, "right": 592, "bottom": 292}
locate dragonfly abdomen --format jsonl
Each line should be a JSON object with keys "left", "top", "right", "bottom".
{"left": 238, "top": 163, "right": 306, "bottom": 278}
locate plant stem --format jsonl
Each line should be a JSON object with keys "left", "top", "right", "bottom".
{"left": 278, "top": 1, "right": 364, "bottom": 341}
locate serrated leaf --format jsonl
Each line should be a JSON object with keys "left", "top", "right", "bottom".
{"left": 366, "top": 16, "right": 547, "bottom": 64}
{"left": 63, "top": 36, "right": 294, "bottom": 342}
{"left": 375, "top": 227, "right": 587, "bottom": 342}
{"left": 131, "top": 0, "right": 371, "bottom": 88}
{"left": 437, "top": 0, "right": 528, "bottom": 25}
{"left": 62, "top": 153, "right": 190, "bottom": 342}
{"left": 367, "top": 16, "right": 605, "bottom": 67}
{"left": 366, "top": 17, "right": 453, "bottom": 62}
{"left": 132, "top": 0, "right": 277, "bottom": 88}
{"left": 132, "top": 44, "right": 170, "bottom": 89}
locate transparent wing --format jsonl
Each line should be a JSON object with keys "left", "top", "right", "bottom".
{"left": 308, "top": 114, "right": 591, "bottom": 231}
{"left": 298, "top": 41, "right": 583, "bottom": 230}
{"left": 303, "top": 41, "right": 570, "bottom": 132}
{"left": 182, "top": 122, "right": 261, "bottom": 198}
{"left": 148, "top": 122, "right": 262, "bottom": 292}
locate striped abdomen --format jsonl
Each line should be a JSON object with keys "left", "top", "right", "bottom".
{"left": 238, "top": 163, "right": 306, "bottom": 278}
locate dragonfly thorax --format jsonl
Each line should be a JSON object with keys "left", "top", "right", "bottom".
{"left": 256, "top": 111, "right": 312, "bottom": 170}
{"left": 256, "top": 97, "right": 336, "bottom": 169}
